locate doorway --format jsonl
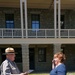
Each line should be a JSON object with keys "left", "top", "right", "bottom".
{"left": 1, "top": 48, "right": 6, "bottom": 62}
{"left": 29, "top": 48, "right": 35, "bottom": 70}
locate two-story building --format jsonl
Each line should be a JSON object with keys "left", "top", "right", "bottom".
{"left": 0, "top": 0, "right": 75, "bottom": 72}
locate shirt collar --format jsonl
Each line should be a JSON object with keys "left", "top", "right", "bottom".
{"left": 55, "top": 63, "right": 62, "bottom": 68}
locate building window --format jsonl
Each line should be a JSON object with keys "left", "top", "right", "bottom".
{"left": 61, "top": 47, "right": 65, "bottom": 54}
{"left": 31, "top": 14, "right": 40, "bottom": 31}
{"left": 38, "top": 48, "right": 46, "bottom": 62}
{"left": 57, "top": 15, "right": 64, "bottom": 29}
{"left": 5, "top": 14, "right": 14, "bottom": 28}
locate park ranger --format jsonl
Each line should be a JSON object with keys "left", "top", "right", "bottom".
{"left": 0, "top": 47, "right": 28, "bottom": 75}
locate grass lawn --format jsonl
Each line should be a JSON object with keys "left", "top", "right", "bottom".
{"left": 29, "top": 72, "right": 75, "bottom": 75}
{"left": 67, "top": 72, "right": 75, "bottom": 75}
{"left": 29, "top": 73, "right": 49, "bottom": 75}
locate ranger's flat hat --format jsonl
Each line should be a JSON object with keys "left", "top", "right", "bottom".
{"left": 3, "top": 47, "right": 16, "bottom": 55}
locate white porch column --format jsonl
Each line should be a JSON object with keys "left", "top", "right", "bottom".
{"left": 24, "top": 0, "right": 28, "bottom": 38}
{"left": 21, "top": 44, "right": 29, "bottom": 72}
{"left": 54, "top": 0, "right": 57, "bottom": 38}
{"left": 20, "top": 0, "right": 24, "bottom": 38}
{"left": 53, "top": 44, "right": 61, "bottom": 54}
{"left": 58, "top": 0, "right": 61, "bottom": 38}
{"left": 20, "top": 0, "right": 28, "bottom": 38}
{"left": 54, "top": 0, "right": 61, "bottom": 38}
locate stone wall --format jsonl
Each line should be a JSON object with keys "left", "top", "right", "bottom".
{"left": 0, "top": 8, "right": 75, "bottom": 29}
{"left": 30, "top": 44, "right": 53, "bottom": 72}
{"left": 32, "top": 44, "right": 75, "bottom": 71}
{"left": 64, "top": 44, "right": 75, "bottom": 71}
{"left": 0, "top": 44, "right": 75, "bottom": 72}
{"left": 0, "top": 8, "right": 21, "bottom": 28}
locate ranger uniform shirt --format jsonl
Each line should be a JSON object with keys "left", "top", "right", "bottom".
{"left": 1, "top": 59, "right": 20, "bottom": 75}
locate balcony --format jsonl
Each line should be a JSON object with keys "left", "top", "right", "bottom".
{"left": 0, "top": 28, "right": 75, "bottom": 38}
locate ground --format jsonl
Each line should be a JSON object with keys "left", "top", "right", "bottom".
{"left": 29, "top": 72, "right": 75, "bottom": 75}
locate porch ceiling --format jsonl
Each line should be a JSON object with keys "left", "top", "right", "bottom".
{"left": 0, "top": 0, "right": 75, "bottom": 10}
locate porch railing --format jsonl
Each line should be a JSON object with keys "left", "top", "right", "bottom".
{"left": 0, "top": 28, "right": 75, "bottom": 38}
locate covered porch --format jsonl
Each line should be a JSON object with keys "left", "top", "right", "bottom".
{"left": 0, "top": 0, "right": 75, "bottom": 39}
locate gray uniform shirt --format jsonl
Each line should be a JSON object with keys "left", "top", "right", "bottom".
{"left": 1, "top": 59, "right": 20, "bottom": 75}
